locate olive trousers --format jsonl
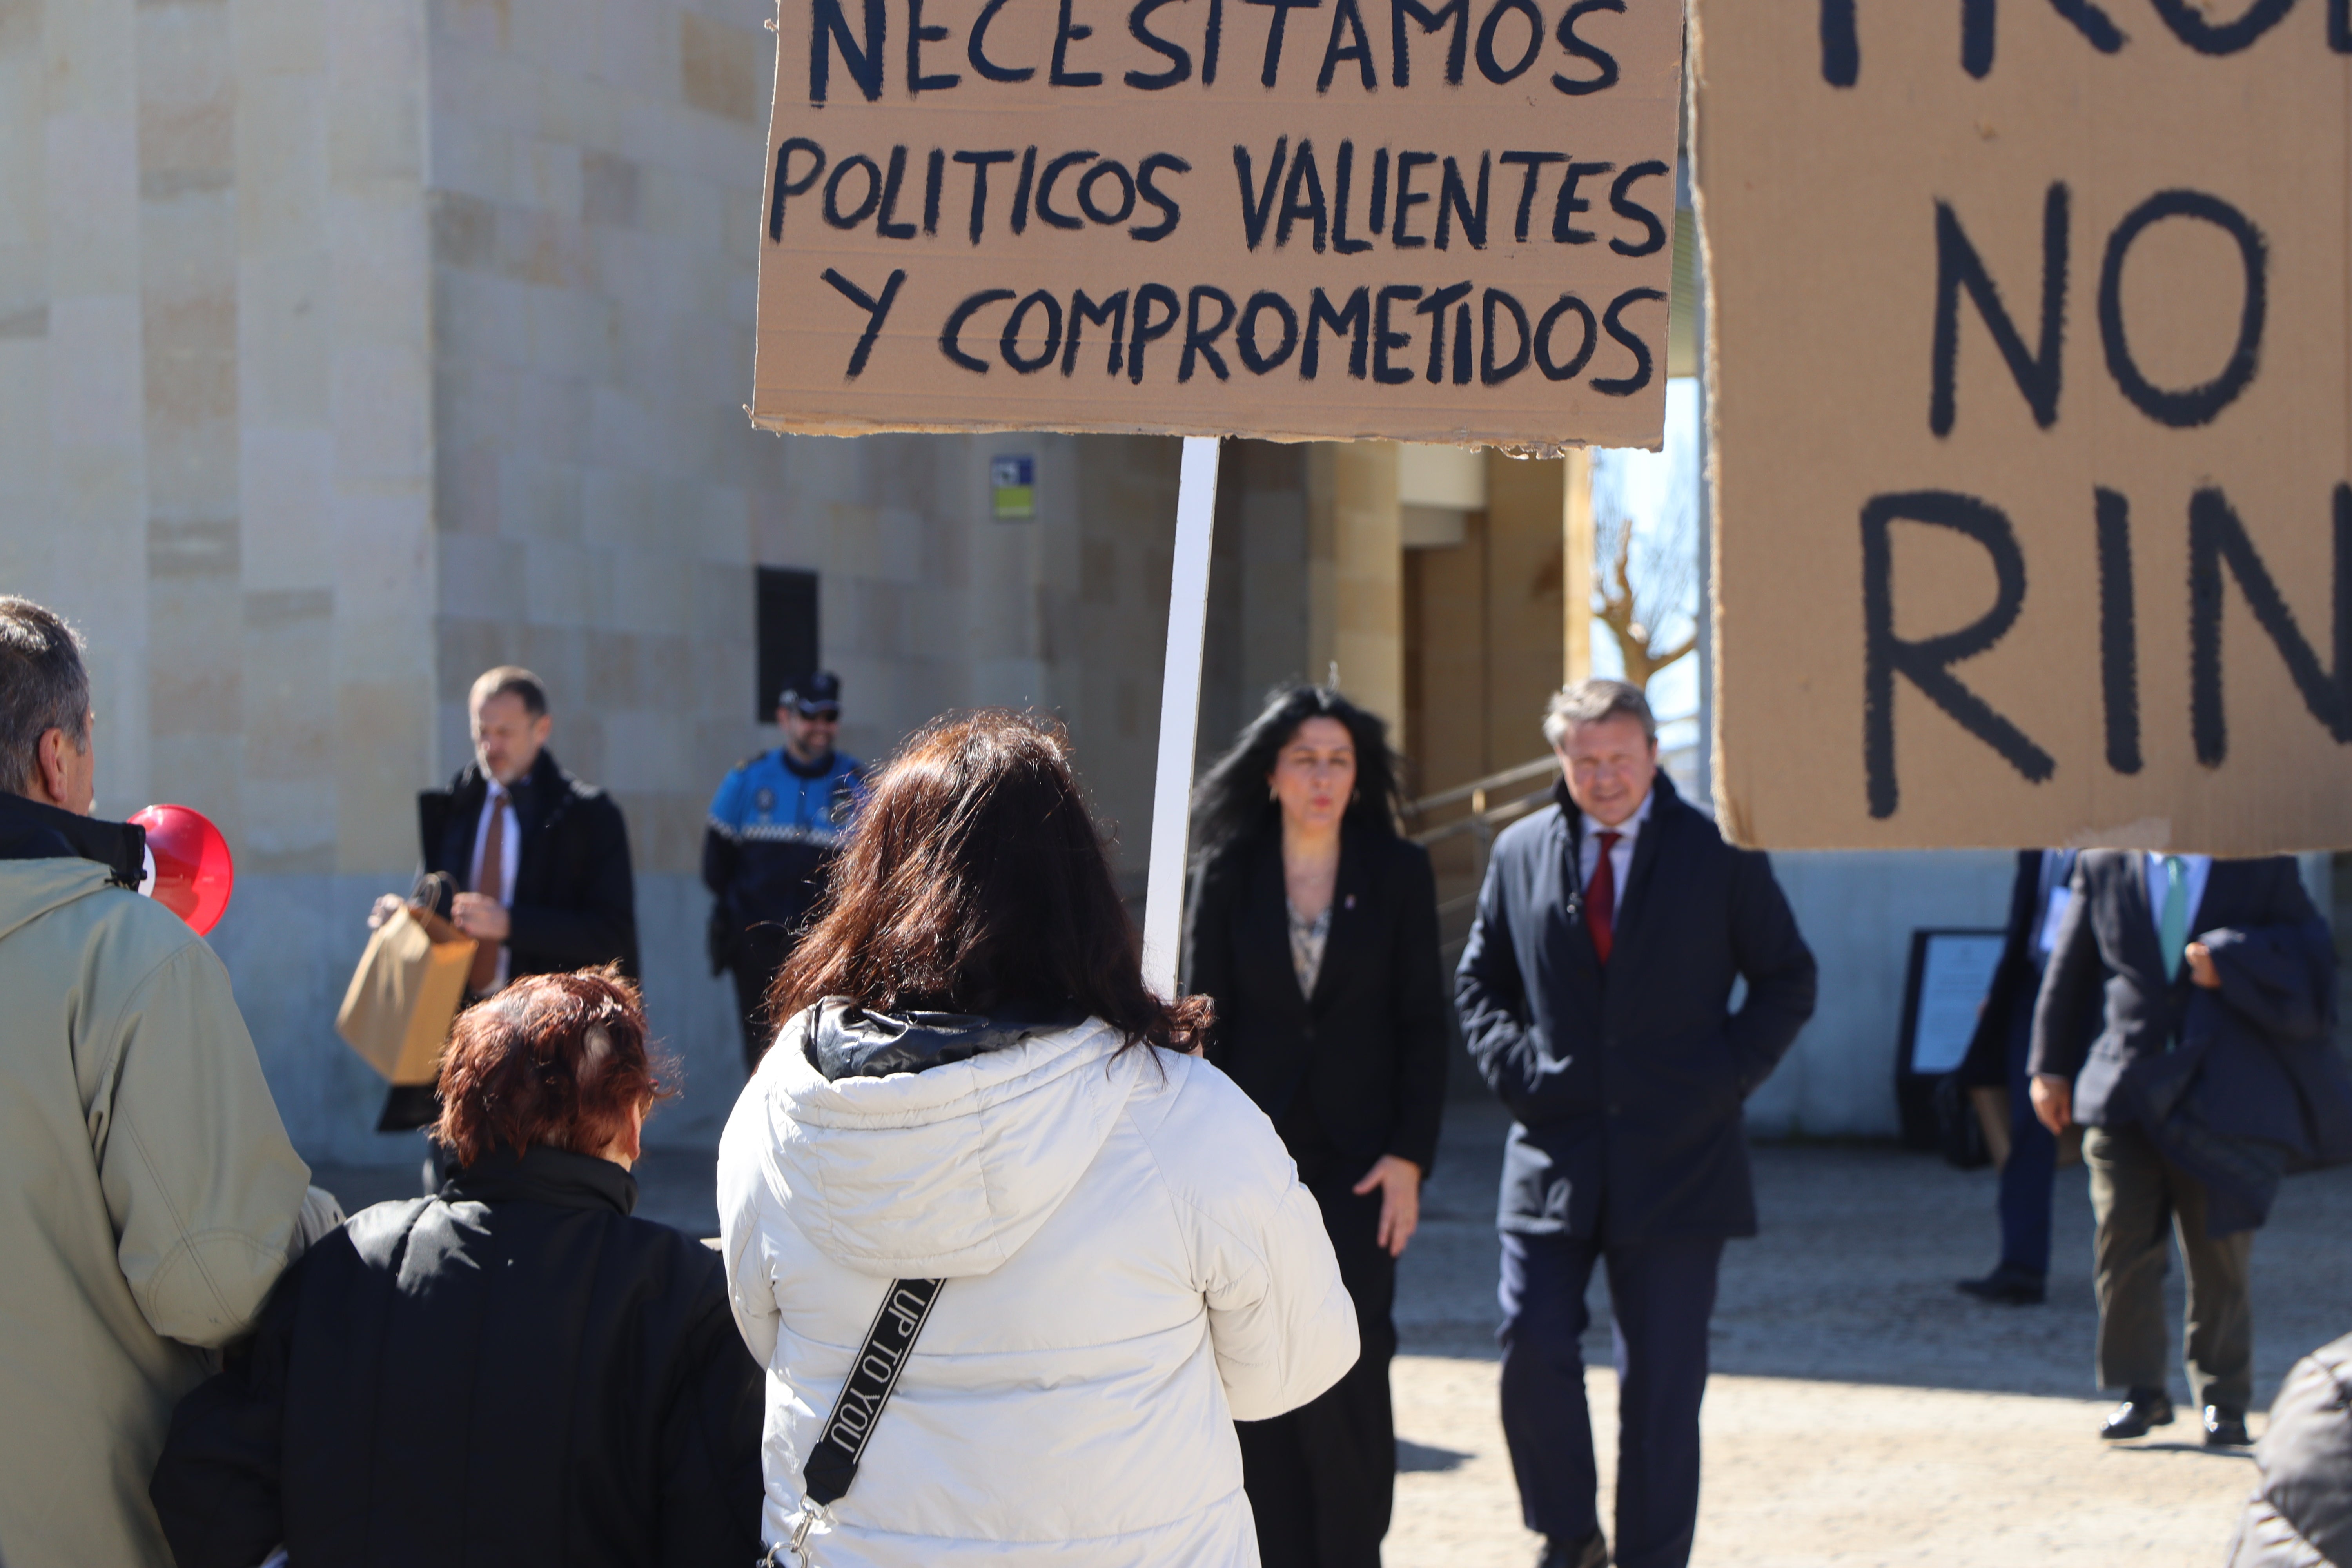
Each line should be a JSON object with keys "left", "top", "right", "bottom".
{"left": 2085, "top": 1123, "right": 2253, "bottom": 1411}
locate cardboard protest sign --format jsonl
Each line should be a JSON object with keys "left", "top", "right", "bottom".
{"left": 751, "top": 0, "right": 1681, "bottom": 447}
{"left": 1695, "top": 1, "right": 2352, "bottom": 854}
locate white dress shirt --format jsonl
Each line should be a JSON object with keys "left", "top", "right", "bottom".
{"left": 1577, "top": 788, "right": 1654, "bottom": 900}
{"left": 2145, "top": 851, "right": 2214, "bottom": 947}
{"left": 469, "top": 777, "right": 521, "bottom": 991}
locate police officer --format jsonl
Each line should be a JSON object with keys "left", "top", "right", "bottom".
{"left": 704, "top": 671, "right": 865, "bottom": 1071}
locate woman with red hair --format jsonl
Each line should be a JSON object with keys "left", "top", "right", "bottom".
{"left": 151, "top": 967, "right": 764, "bottom": 1568}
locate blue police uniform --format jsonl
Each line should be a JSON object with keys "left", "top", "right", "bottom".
{"left": 702, "top": 747, "right": 865, "bottom": 1067}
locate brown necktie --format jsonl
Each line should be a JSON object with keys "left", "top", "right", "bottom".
{"left": 1586, "top": 831, "right": 1622, "bottom": 965}
{"left": 467, "top": 795, "right": 507, "bottom": 993}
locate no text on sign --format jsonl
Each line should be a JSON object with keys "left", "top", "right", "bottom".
{"left": 752, "top": 0, "right": 1683, "bottom": 448}
{"left": 1698, "top": 0, "right": 2352, "bottom": 855}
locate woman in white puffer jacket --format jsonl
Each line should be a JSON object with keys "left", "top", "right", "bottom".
{"left": 719, "top": 711, "right": 1359, "bottom": 1568}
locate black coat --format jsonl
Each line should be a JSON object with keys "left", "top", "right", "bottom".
{"left": 1181, "top": 826, "right": 1450, "bottom": 1178}
{"left": 1960, "top": 852, "right": 2052, "bottom": 1086}
{"left": 1455, "top": 773, "right": 1818, "bottom": 1241}
{"left": 1956, "top": 850, "right": 2107, "bottom": 1091}
{"left": 421, "top": 748, "right": 639, "bottom": 981}
{"left": 2031, "top": 849, "right": 2350, "bottom": 1234}
{"left": 2029, "top": 851, "right": 2319, "bottom": 1127}
{"left": 150, "top": 1147, "right": 764, "bottom": 1568}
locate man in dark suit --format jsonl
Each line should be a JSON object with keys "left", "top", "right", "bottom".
{"left": 373, "top": 666, "right": 639, "bottom": 1137}
{"left": 1954, "top": 849, "right": 2090, "bottom": 1305}
{"left": 2029, "top": 850, "right": 2320, "bottom": 1448}
{"left": 1457, "top": 679, "right": 1817, "bottom": 1568}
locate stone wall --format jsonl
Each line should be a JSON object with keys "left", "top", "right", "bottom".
{"left": 1758, "top": 851, "right": 2016, "bottom": 1138}
{"left": 1, "top": 0, "right": 1203, "bottom": 1164}
{"left": 3, "top": 0, "right": 443, "bottom": 1163}
{"left": 416, "top": 0, "right": 1194, "bottom": 1147}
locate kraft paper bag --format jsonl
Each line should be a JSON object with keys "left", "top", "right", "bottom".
{"left": 336, "top": 904, "right": 476, "bottom": 1086}
{"left": 1966, "top": 1084, "right": 2083, "bottom": 1170}
{"left": 1969, "top": 1085, "right": 2013, "bottom": 1171}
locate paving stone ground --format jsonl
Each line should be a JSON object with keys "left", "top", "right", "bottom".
{"left": 318, "top": 1096, "right": 2352, "bottom": 1567}
{"left": 1389, "top": 1100, "right": 2352, "bottom": 1568}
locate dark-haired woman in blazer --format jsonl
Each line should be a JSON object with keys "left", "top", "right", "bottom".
{"left": 1183, "top": 685, "right": 1451, "bottom": 1568}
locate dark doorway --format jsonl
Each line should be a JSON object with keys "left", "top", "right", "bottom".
{"left": 755, "top": 567, "right": 819, "bottom": 722}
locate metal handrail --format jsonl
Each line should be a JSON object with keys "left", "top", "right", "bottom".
{"left": 1410, "top": 786, "right": 1555, "bottom": 846}
{"left": 1403, "top": 755, "right": 1558, "bottom": 818}
{"left": 1404, "top": 755, "right": 1562, "bottom": 893}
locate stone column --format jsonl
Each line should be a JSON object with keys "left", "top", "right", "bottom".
{"left": 1561, "top": 447, "right": 1594, "bottom": 686}
{"left": 1483, "top": 452, "right": 1572, "bottom": 766}
{"left": 140, "top": 0, "right": 243, "bottom": 841}
{"left": 1306, "top": 442, "right": 1403, "bottom": 746}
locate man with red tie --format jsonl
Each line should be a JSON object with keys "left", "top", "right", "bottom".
{"left": 1457, "top": 679, "right": 1817, "bottom": 1568}
{"left": 370, "top": 667, "right": 639, "bottom": 1147}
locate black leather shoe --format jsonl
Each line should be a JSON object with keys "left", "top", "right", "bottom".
{"left": 1956, "top": 1266, "right": 2047, "bottom": 1305}
{"left": 2100, "top": 1389, "right": 2176, "bottom": 1440}
{"left": 2203, "top": 1406, "right": 2252, "bottom": 1447}
{"left": 1537, "top": 1531, "right": 1610, "bottom": 1568}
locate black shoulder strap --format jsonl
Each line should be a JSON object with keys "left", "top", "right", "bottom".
{"left": 800, "top": 1278, "right": 944, "bottom": 1508}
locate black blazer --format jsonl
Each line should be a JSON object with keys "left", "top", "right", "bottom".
{"left": 2029, "top": 851, "right": 2319, "bottom": 1128}
{"left": 1181, "top": 826, "right": 1450, "bottom": 1178}
{"left": 1455, "top": 772, "right": 1818, "bottom": 1241}
{"left": 152, "top": 1147, "right": 764, "bottom": 1568}
{"left": 421, "top": 748, "right": 640, "bottom": 982}
{"left": 1959, "top": 850, "right": 2101, "bottom": 1086}
{"left": 1959, "top": 851, "right": 2049, "bottom": 1087}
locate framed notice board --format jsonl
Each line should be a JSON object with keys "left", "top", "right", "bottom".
{"left": 1893, "top": 928, "right": 2006, "bottom": 1150}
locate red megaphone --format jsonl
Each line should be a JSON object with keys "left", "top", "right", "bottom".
{"left": 131, "top": 804, "right": 235, "bottom": 936}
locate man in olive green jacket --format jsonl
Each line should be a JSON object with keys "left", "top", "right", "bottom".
{"left": 0, "top": 598, "right": 312, "bottom": 1568}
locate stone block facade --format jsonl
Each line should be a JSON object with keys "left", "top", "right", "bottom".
{"left": 2, "top": 0, "right": 1212, "bottom": 1162}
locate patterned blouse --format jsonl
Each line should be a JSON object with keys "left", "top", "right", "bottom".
{"left": 1287, "top": 898, "right": 1332, "bottom": 998}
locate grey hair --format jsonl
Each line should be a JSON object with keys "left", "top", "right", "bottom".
{"left": 470, "top": 664, "right": 549, "bottom": 718}
{"left": 0, "top": 599, "right": 91, "bottom": 793}
{"left": 1542, "top": 678, "right": 1656, "bottom": 749}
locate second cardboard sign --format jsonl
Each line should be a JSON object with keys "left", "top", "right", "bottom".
{"left": 1698, "top": 0, "right": 2352, "bottom": 854}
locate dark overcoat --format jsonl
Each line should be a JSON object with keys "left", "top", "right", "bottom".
{"left": 2029, "top": 851, "right": 2317, "bottom": 1128}
{"left": 1958, "top": 849, "right": 2102, "bottom": 1090}
{"left": 150, "top": 1146, "right": 765, "bottom": 1568}
{"left": 1183, "top": 825, "right": 1450, "bottom": 1177}
{"left": 1454, "top": 772, "right": 1817, "bottom": 1241}
{"left": 421, "top": 747, "right": 640, "bottom": 981}
{"left": 2030, "top": 850, "right": 2351, "bottom": 1233}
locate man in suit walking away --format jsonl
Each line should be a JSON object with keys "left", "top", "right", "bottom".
{"left": 1457, "top": 680, "right": 1817, "bottom": 1568}
{"left": 372, "top": 666, "right": 638, "bottom": 1142}
{"left": 1954, "top": 849, "right": 2091, "bottom": 1305}
{"left": 2030, "top": 851, "right": 2331, "bottom": 1448}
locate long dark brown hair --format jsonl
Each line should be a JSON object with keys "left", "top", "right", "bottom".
{"left": 1189, "top": 684, "right": 1404, "bottom": 869}
{"left": 769, "top": 710, "right": 1210, "bottom": 1054}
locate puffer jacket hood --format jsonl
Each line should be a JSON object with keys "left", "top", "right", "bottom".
{"left": 763, "top": 1002, "right": 1144, "bottom": 1279}
{"left": 2226, "top": 1332, "right": 2352, "bottom": 1568}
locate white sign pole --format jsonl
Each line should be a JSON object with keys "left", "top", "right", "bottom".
{"left": 1139, "top": 437, "right": 1221, "bottom": 1000}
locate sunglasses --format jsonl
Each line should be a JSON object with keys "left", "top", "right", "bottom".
{"left": 795, "top": 706, "right": 842, "bottom": 721}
